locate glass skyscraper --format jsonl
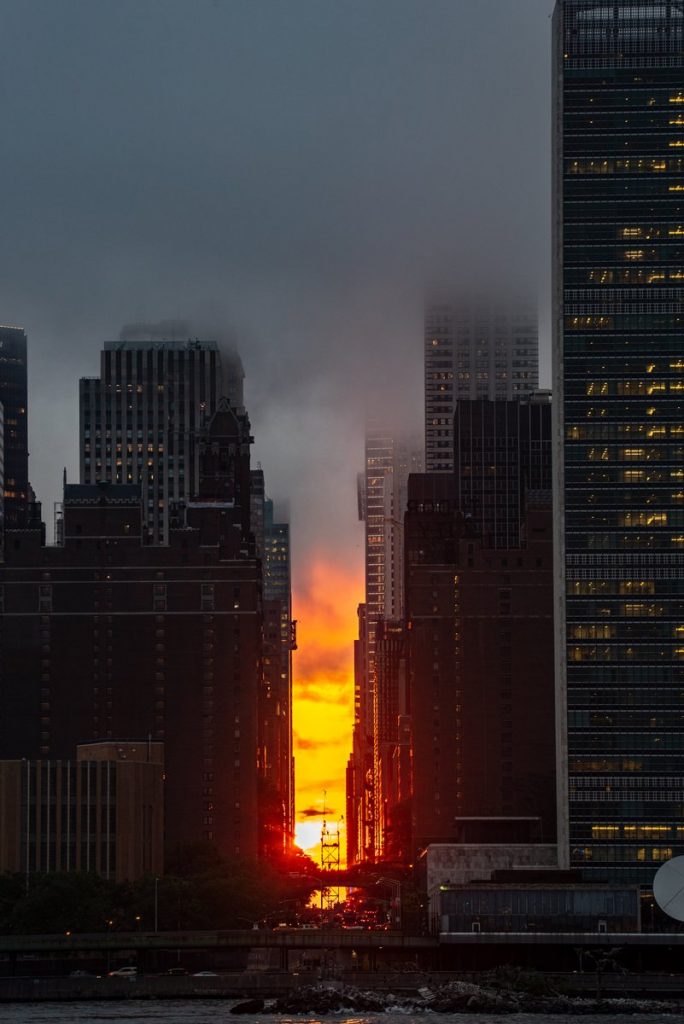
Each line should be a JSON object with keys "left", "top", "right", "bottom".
{"left": 553, "top": 0, "right": 684, "bottom": 881}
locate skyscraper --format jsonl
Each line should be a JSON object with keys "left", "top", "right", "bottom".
{"left": 79, "top": 336, "right": 245, "bottom": 543}
{"left": 347, "top": 603, "right": 369, "bottom": 864}
{"left": 0, "top": 325, "right": 29, "bottom": 530}
{"left": 553, "top": 0, "right": 684, "bottom": 880}
{"left": 347, "top": 426, "right": 422, "bottom": 862}
{"left": 404, "top": 475, "right": 556, "bottom": 853}
{"left": 262, "top": 498, "right": 294, "bottom": 849}
{"left": 455, "top": 393, "right": 552, "bottom": 549}
{"left": 359, "top": 426, "right": 423, "bottom": 669}
{"left": 425, "top": 298, "right": 539, "bottom": 472}
{"left": 249, "top": 472, "right": 295, "bottom": 855}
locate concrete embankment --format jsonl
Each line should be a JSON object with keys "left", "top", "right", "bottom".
{"left": 2, "top": 969, "right": 684, "bottom": 1003}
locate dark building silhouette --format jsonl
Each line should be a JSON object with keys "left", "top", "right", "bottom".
{"left": 553, "top": 0, "right": 684, "bottom": 880}
{"left": 455, "top": 394, "right": 552, "bottom": 548}
{"left": 347, "top": 602, "right": 370, "bottom": 864}
{"left": 374, "top": 619, "right": 411, "bottom": 862}
{"left": 253, "top": 492, "right": 294, "bottom": 857}
{"left": 0, "top": 403, "right": 261, "bottom": 860}
{"left": 0, "top": 325, "right": 29, "bottom": 530}
{"left": 404, "top": 474, "right": 556, "bottom": 854}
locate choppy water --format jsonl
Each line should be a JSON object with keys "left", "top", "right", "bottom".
{"left": 1, "top": 1003, "right": 681, "bottom": 1024}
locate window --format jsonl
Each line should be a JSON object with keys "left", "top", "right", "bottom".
{"left": 153, "top": 584, "right": 167, "bottom": 612}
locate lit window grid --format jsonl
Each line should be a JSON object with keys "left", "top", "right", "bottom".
{"left": 558, "top": 0, "right": 684, "bottom": 882}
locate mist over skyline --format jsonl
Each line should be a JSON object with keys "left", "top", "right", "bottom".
{"left": 3, "top": 0, "right": 554, "bottom": 559}
{"left": 2, "top": 0, "right": 555, "bottom": 841}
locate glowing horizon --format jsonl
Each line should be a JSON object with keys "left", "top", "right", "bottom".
{"left": 292, "top": 550, "right": 362, "bottom": 867}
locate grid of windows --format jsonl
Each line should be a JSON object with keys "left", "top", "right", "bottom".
{"left": 555, "top": 0, "right": 684, "bottom": 882}
{"left": 79, "top": 341, "right": 243, "bottom": 544}
{"left": 424, "top": 300, "right": 539, "bottom": 472}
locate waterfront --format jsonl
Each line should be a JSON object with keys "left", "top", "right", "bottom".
{"left": 2, "top": 1006, "right": 683, "bottom": 1024}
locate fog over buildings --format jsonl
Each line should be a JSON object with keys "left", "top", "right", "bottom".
{"left": 0, "top": 0, "right": 554, "bottom": 567}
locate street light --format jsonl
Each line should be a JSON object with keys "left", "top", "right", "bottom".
{"left": 154, "top": 877, "right": 159, "bottom": 933}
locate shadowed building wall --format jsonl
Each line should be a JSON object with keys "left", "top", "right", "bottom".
{"left": 0, "top": 325, "right": 29, "bottom": 530}
{"left": 405, "top": 475, "right": 556, "bottom": 854}
{"left": 0, "top": 404, "right": 261, "bottom": 861}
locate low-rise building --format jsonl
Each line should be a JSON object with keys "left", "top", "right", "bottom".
{"left": 439, "top": 879, "right": 640, "bottom": 934}
{"left": 0, "top": 741, "right": 163, "bottom": 882}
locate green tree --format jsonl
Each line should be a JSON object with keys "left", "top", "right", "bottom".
{"left": 7, "top": 873, "right": 119, "bottom": 934}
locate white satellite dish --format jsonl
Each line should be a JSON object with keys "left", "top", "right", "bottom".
{"left": 653, "top": 856, "right": 684, "bottom": 922}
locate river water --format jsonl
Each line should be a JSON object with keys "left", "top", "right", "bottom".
{"left": 1, "top": 1003, "right": 680, "bottom": 1024}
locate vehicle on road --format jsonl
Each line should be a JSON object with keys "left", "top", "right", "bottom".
{"left": 108, "top": 966, "right": 138, "bottom": 978}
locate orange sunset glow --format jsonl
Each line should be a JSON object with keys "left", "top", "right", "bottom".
{"left": 292, "top": 551, "right": 362, "bottom": 864}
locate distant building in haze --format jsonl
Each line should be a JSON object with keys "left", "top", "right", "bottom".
{"left": 79, "top": 334, "right": 245, "bottom": 543}
{"left": 425, "top": 297, "right": 539, "bottom": 472}
{"left": 250, "top": 467, "right": 266, "bottom": 558}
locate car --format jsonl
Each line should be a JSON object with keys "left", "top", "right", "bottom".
{"left": 108, "top": 966, "right": 138, "bottom": 978}
{"left": 164, "top": 967, "right": 188, "bottom": 976}
{"left": 69, "top": 969, "right": 94, "bottom": 977}
{"left": 192, "top": 970, "right": 218, "bottom": 977}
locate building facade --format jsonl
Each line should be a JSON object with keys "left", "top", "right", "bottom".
{"left": 425, "top": 298, "right": 539, "bottom": 472}
{"left": 258, "top": 498, "right": 294, "bottom": 853}
{"left": 0, "top": 404, "right": 262, "bottom": 860}
{"left": 455, "top": 394, "right": 552, "bottom": 548}
{"left": 405, "top": 475, "right": 556, "bottom": 854}
{"left": 553, "top": 0, "right": 684, "bottom": 881}
{"left": 438, "top": 882, "right": 639, "bottom": 934}
{"left": 347, "top": 426, "right": 422, "bottom": 863}
{"left": 79, "top": 337, "right": 245, "bottom": 543}
{"left": 0, "top": 325, "right": 29, "bottom": 530}
{"left": 374, "top": 618, "right": 411, "bottom": 862}
{"left": 0, "top": 741, "right": 164, "bottom": 882}
{"left": 347, "top": 603, "right": 370, "bottom": 864}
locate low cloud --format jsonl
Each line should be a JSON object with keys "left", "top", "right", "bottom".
{"left": 299, "top": 804, "right": 337, "bottom": 818}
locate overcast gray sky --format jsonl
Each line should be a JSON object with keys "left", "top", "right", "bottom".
{"left": 2, "top": 0, "right": 555, "bottom": 573}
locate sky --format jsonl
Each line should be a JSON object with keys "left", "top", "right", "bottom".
{"left": 1, "top": 0, "right": 556, "bottom": 856}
